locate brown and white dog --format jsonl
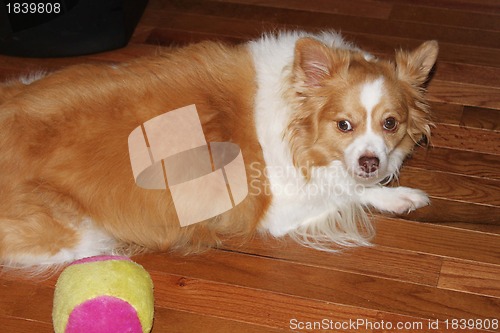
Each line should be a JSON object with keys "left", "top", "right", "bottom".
{"left": 0, "top": 31, "right": 438, "bottom": 269}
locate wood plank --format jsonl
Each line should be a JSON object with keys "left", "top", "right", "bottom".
{"left": 153, "top": 308, "right": 284, "bottom": 333}
{"left": 429, "top": 103, "right": 500, "bottom": 133}
{"left": 432, "top": 222, "right": 500, "bottom": 234}
{"left": 378, "top": 0, "right": 500, "bottom": 14}
{"left": 405, "top": 197, "right": 500, "bottom": 227}
{"left": 429, "top": 102, "right": 464, "bottom": 125}
{"left": 390, "top": 4, "right": 500, "bottom": 30}
{"left": 145, "top": 28, "right": 245, "bottom": 47}
{"left": 212, "top": 0, "right": 393, "bottom": 19}
{"left": 429, "top": 123, "right": 500, "bottom": 155}
{"left": 461, "top": 106, "right": 500, "bottom": 131}
{"left": 0, "top": 316, "right": 53, "bottom": 333}
{"left": 0, "top": 280, "right": 53, "bottom": 324}
{"left": 432, "top": 62, "right": 500, "bottom": 89}
{"left": 438, "top": 260, "right": 500, "bottom": 298}
{"left": 139, "top": 9, "right": 276, "bottom": 40}
{"left": 398, "top": 167, "right": 500, "bottom": 206}
{"left": 428, "top": 80, "right": 500, "bottom": 110}
{"left": 406, "top": 147, "right": 499, "bottom": 180}
{"left": 136, "top": 251, "right": 500, "bottom": 322}
{"left": 221, "top": 236, "right": 443, "bottom": 286}
{"left": 373, "top": 217, "right": 500, "bottom": 264}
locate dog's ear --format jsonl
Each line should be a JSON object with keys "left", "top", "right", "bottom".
{"left": 396, "top": 40, "right": 439, "bottom": 87}
{"left": 288, "top": 38, "right": 349, "bottom": 179}
{"left": 396, "top": 41, "right": 438, "bottom": 146}
{"left": 293, "top": 38, "right": 348, "bottom": 88}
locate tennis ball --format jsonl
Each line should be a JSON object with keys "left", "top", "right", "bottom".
{"left": 52, "top": 255, "right": 154, "bottom": 333}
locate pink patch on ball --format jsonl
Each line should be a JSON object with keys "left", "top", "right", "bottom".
{"left": 65, "top": 296, "right": 143, "bottom": 333}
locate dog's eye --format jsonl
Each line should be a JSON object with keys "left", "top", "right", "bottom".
{"left": 337, "top": 120, "right": 353, "bottom": 132}
{"left": 383, "top": 117, "right": 398, "bottom": 131}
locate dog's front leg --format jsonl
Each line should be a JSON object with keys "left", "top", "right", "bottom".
{"left": 359, "top": 186, "right": 430, "bottom": 215}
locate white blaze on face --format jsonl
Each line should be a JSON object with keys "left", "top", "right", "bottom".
{"left": 344, "top": 77, "right": 389, "bottom": 182}
{"left": 360, "top": 77, "right": 384, "bottom": 126}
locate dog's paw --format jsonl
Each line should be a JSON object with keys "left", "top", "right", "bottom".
{"left": 362, "top": 186, "right": 430, "bottom": 215}
{"left": 385, "top": 187, "right": 430, "bottom": 215}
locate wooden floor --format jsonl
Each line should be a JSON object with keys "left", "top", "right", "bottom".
{"left": 1, "top": 0, "right": 499, "bottom": 332}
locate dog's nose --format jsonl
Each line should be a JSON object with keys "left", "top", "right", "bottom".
{"left": 359, "top": 155, "right": 380, "bottom": 173}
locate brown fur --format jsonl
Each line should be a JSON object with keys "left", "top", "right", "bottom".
{"left": 0, "top": 41, "right": 270, "bottom": 262}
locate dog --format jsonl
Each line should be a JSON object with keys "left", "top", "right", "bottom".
{"left": 0, "top": 31, "right": 438, "bottom": 268}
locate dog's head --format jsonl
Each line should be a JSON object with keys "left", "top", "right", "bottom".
{"left": 285, "top": 37, "right": 438, "bottom": 184}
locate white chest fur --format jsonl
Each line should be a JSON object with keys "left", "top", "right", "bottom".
{"left": 249, "top": 32, "right": 370, "bottom": 243}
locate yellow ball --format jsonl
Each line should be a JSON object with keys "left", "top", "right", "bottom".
{"left": 53, "top": 256, "right": 154, "bottom": 333}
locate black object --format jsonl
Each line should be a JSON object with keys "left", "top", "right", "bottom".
{"left": 0, "top": 0, "right": 149, "bottom": 57}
